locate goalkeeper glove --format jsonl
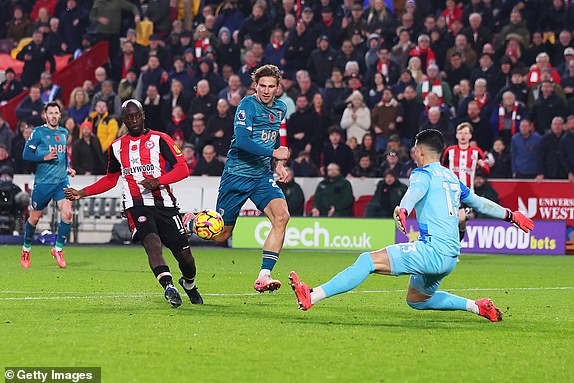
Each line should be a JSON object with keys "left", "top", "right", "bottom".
{"left": 394, "top": 206, "right": 408, "bottom": 234}
{"left": 504, "top": 209, "right": 534, "bottom": 233}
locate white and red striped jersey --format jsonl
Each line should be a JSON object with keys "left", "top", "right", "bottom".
{"left": 442, "top": 145, "right": 490, "bottom": 190}
{"left": 104, "top": 130, "right": 185, "bottom": 209}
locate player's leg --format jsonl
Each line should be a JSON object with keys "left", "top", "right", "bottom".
{"left": 127, "top": 207, "right": 182, "bottom": 307}
{"left": 21, "top": 184, "right": 52, "bottom": 268}
{"left": 159, "top": 209, "right": 203, "bottom": 304}
{"left": 50, "top": 196, "right": 73, "bottom": 268}
{"left": 211, "top": 172, "right": 249, "bottom": 243}
{"left": 405, "top": 275, "right": 503, "bottom": 322}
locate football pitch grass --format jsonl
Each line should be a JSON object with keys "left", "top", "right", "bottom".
{"left": 1, "top": 245, "right": 573, "bottom": 383}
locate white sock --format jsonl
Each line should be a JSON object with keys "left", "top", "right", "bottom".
{"left": 258, "top": 269, "right": 271, "bottom": 278}
{"left": 310, "top": 286, "right": 326, "bottom": 305}
{"left": 22, "top": 246, "right": 31, "bottom": 252}
{"left": 54, "top": 246, "right": 62, "bottom": 252}
{"left": 466, "top": 299, "right": 479, "bottom": 314}
{"left": 182, "top": 278, "right": 196, "bottom": 290}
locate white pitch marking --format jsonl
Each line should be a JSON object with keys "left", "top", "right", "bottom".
{"left": 0, "top": 287, "right": 573, "bottom": 301}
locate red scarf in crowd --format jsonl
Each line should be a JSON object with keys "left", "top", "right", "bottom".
{"left": 475, "top": 95, "right": 488, "bottom": 109}
{"left": 498, "top": 102, "right": 519, "bottom": 135}
{"left": 377, "top": 59, "right": 389, "bottom": 78}
{"left": 409, "top": 46, "right": 436, "bottom": 70}
{"left": 122, "top": 54, "right": 134, "bottom": 79}
{"left": 195, "top": 38, "right": 210, "bottom": 60}
{"left": 421, "top": 77, "right": 443, "bottom": 106}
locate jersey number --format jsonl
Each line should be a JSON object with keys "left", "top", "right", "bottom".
{"left": 442, "top": 182, "right": 460, "bottom": 217}
{"left": 269, "top": 179, "right": 279, "bottom": 189}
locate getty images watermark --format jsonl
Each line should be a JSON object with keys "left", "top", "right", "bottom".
{"left": 5, "top": 367, "right": 101, "bottom": 383}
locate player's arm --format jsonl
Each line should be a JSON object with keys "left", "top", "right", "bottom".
{"left": 394, "top": 170, "right": 431, "bottom": 233}
{"left": 140, "top": 135, "right": 189, "bottom": 191}
{"left": 477, "top": 147, "right": 490, "bottom": 175}
{"left": 272, "top": 134, "right": 288, "bottom": 182}
{"left": 234, "top": 100, "right": 289, "bottom": 159}
{"left": 458, "top": 180, "right": 534, "bottom": 232}
{"left": 22, "top": 129, "right": 57, "bottom": 162}
{"left": 65, "top": 150, "right": 121, "bottom": 200}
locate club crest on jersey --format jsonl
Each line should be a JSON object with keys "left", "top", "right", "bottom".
{"left": 131, "top": 144, "right": 138, "bottom": 151}
{"left": 238, "top": 109, "right": 246, "bottom": 120}
{"left": 269, "top": 113, "right": 275, "bottom": 122}
{"left": 138, "top": 216, "right": 147, "bottom": 223}
{"left": 145, "top": 140, "right": 154, "bottom": 149}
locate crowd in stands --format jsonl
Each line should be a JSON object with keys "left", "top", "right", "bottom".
{"left": 0, "top": 0, "right": 574, "bottom": 216}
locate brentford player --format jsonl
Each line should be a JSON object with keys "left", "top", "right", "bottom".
{"left": 442, "top": 122, "right": 490, "bottom": 240}
{"left": 65, "top": 99, "right": 202, "bottom": 307}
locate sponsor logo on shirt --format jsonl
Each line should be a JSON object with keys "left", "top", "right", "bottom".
{"left": 122, "top": 164, "right": 155, "bottom": 176}
{"left": 261, "top": 130, "right": 278, "bottom": 143}
{"left": 49, "top": 144, "right": 66, "bottom": 153}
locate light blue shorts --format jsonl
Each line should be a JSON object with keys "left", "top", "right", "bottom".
{"left": 386, "top": 241, "right": 458, "bottom": 295}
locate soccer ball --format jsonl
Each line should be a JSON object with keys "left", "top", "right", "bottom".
{"left": 193, "top": 209, "right": 224, "bottom": 240}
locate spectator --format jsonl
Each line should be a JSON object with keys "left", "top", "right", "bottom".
{"left": 511, "top": 119, "right": 542, "bottom": 178}
{"left": 443, "top": 52, "right": 471, "bottom": 90}
{"left": 170, "top": 30, "right": 193, "bottom": 59}
{"left": 323, "top": 67, "right": 347, "bottom": 119}
{"left": 15, "top": 86, "right": 44, "bottom": 127}
{"left": 496, "top": 8, "right": 530, "bottom": 50}
{"left": 528, "top": 68, "right": 567, "bottom": 108}
{"left": 142, "top": 85, "right": 164, "bottom": 132}
{"left": 462, "top": 13, "right": 492, "bottom": 53}
{"left": 238, "top": 1, "right": 272, "bottom": 45}
{"left": 206, "top": 99, "right": 234, "bottom": 158}
{"left": 71, "top": 121, "right": 105, "bottom": 175}
{"left": 59, "top": 0, "right": 89, "bottom": 54}
{"left": 470, "top": 54, "right": 502, "bottom": 98}
{"left": 188, "top": 80, "right": 218, "bottom": 123}
{"left": 391, "top": 29, "right": 416, "bottom": 69}
{"left": 420, "top": 106, "right": 453, "bottom": 145}
{"left": 135, "top": 55, "right": 169, "bottom": 100}
{"left": 0, "top": 112, "right": 12, "bottom": 154}
{"left": 92, "top": 66, "right": 108, "bottom": 94}
{"left": 490, "top": 91, "right": 527, "bottom": 145}
{"left": 399, "top": 146, "right": 418, "bottom": 178}
{"left": 284, "top": 20, "right": 316, "bottom": 72}
{"left": 112, "top": 40, "right": 146, "bottom": 83}
{"left": 118, "top": 69, "right": 138, "bottom": 101}
{"left": 217, "top": 74, "right": 245, "bottom": 105}
{"left": 396, "top": 85, "right": 424, "bottom": 147}
{"left": 91, "top": 80, "right": 121, "bottom": 118}
{"left": 0, "top": 68, "right": 23, "bottom": 105}
{"left": 192, "top": 145, "right": 224, "bottom": 176}
{"left": 308, "top": 35, "right": 337, "bottom": 87}
{"left": 316, "top": 6, "right": 342, "bottom": 49}
{"left": 458, "top": 78, "right": 493, "bottom": 121}
{"left": 0, "top": 145, "right": 14, "bottom": 173}
{"left": 86, "top": 100, "right": 119, "bottom": 154}
{"left": 191, "top": 58, "right": 226, "bottom": 95}
{"left": 488, "top": 138, "right": 512, "bottom": 179}
{"left": 181, "top": 143, "right": 197, "bottom": 175}
{"left": 530, "top": 81, "right": 568, "bottom": 134}
{"left": 364, "top": 169, "right": 407, "bottom": 218}
{"left": 88, "top": 0, "right": 140, "bottom": 58}
{"left": 371, "top": 88, "right": 399, "bottom": 151}
{"left": 291, "top": 150, "right": 319, "bottom": 177}
{"left": 527, "top": 52, "right": 561, "bottom": 87}
{"left": 63, "top": 116, "right": 79, "bottom": 142}
{"left": 168, "top": 57, "right": 193, "bottom": 93}
{"left": 144, "top": 0, "right": 170, "bottom": 36}
{"left": 10, "top": 122, "right": 35, "bottom": 174}
{"left": 416, "top": 64, "right": 452, "bottom": 107}
{"left": 496, "top": 68, "right": 529, "bottom": 105}
{"left": 16, "top": 30, "right": 56, "bottom": 87}
{"left": 44, "top": 17, "right": 66, "bottom": 55}
{"left": 370, "top": 47, "right": 399, "bottom": 86}
{"left": 366, "top": 72, "right": 386, "bottom": 110}
{"left": 287, "top": 95, "right": 316, "bottom": 158}
{"left": 165, "top": 105, "right": 190, "bottom": 138}
{"left": 321, "top": 126, "right": 355, "bottom": 177}
{"left": 349, "top": 154, "right": 377, "bottom": 178}
{"left": 278, "top": 167, "right": 304, "bottom": 217}
{"left": 537, "top": 117, "right": 567, "bottom": 180}
{"left": 560, "top": 115, "right": 574, "bottom": 182}
{"left": 275, "top": 83, "right": 295, "bottom": 120}
{"left": 335, "top": 39, "right": 363, "bottom": 79}
{"left": 263, "top": 29, "right": 286, "bottom": 68}
{"left": 6, "top": 6, "right": 33, "bottom": 43}
{"left": 294, "top": 70, "right": 319, "bottom": 103}
{"left": 472, "top": 173, "right": 499, "bottom": 218}
{"left": 340, "top": 90, "right": 371, "bottom": 144}
{"left": 67, "top": 87, "right": 90, "bottom": 125}
{"left": 215, "top": 27, "right": 241, "bottom": 73}
{"left": 161, "top": 79, "right": 191, "bottom": 126}
{"left": 311, "top": 162, "right": 354, "bottom": 217}
{"left": 37, "top": 71, "right": 62, "bottom": 105}
{"left": 463, "top": 100, "right": 494, "bottom": 152}
{"left": 187, "top": 118, "right": 208, "bottom": 153}
{"left": 377, "top": 149, "right": 404, "bottom": 177}
{"left": 409, "top": 34, "right": 436, "bottom": 71}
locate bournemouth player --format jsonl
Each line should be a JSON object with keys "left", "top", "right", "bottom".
{"left": 289, "top": 130, "right": 533, "bottom": 321}
{"left": 442, "top": 122, "right": 490, "bottom": 240}
{"left": 65, "top": 100, "right": 202, "bottom": 307}
{"left": 21, "top": 101, "right": 76, "bottom": 268}
{"left": 187, "top": 64, "right": 290, "bottom": 292}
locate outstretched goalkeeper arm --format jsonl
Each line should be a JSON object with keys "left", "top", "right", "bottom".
{"left": 457, "top": 180, "right": 534, "bottom": 233}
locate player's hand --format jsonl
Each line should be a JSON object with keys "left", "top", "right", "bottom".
{"left": 272, "top": 146, "right": 289, "bottom": 160}
{"left": 182, "top": 212, "right": 196, "bottom": 232}
{"left": 275, "top": 165, "right": 288, "bottom": 182}
{"left": 44, "top": 149, "right": 57, "bottom": 161}
{"left": 504, "top": 209, "right": 534, "bottom": 233}
{"left": 478, "top": 159, "right": 485, "bottom": 168}
{"left": 67, "top": 167, "right": 76, "bottom": 177}
{"left": 64, "top": 188, "right": 85, "bottom": 201}
{"left": 311, "top": 208, "right": 320, "bottom": 217}
{"left": 393, "top": 206, "right": 408, "bottom": 234}
{"left": 140, "top": 178, "right": 160, "bottom": 191}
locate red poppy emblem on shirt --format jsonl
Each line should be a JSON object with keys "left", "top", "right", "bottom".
{"left": 55, "top": 136, "right": 61, "bottom": 142}
{"left": 269, "top": 113, "right": 275, "bottom": 122}
{"left": 131, "top": 144, "right": 138, "bottom": 151}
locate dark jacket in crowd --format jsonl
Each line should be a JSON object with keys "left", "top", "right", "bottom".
{"left": 313, "top": 175, "right": 354, "bottom": 217}
{"left": 192, "top": 157, "right": 224, "bottom": 176}
{"left": 280, "top": 180, "right": 305, "bottom": 217}
{"left": 474, "top": 180, "right": 499, "bottom": 218}
{"left": 538, "top": 131, "right": 567, "bottom": 179}
{"left": 364, "top": 179, "right": 408, "bottom": 218}
{"left": 16, "top": 41, "right": 56, "bottom": 87}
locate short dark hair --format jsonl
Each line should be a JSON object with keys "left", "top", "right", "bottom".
{"left": 415, "top": 129, "right": 445, "bottom": 155}
{"left": 43, "top": 101, "right": 61, "bottom": 113}
{"left": 251, "top": 64, "right": 282, "bottom": 84}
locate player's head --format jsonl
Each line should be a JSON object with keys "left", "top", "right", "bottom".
{"left": 456, "top": 122, "right": 473, "bottom": 146}
{"left": 121, "top": 99, "right": 145, "bottom": 136}
{"left": 414, "top": 129, "right": 445, "bottom": 167}
{"left": 43, "top": 101, "right": 61, "bottom": 128}
{"left": 252, "top": 64, "right": 282, "bottom": 106}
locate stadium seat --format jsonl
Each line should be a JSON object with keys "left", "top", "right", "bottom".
{"left": 305, "top": 196, "right": 314, "bottom": 216}
{"left": 353, "top": 195, "right": 373, "bottom": 217}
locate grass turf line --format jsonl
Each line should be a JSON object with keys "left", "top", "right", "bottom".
{"left": 1, "top": 245, "right": 573, "bottom": 382}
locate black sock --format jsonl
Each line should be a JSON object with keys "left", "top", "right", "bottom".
{"left": 459, "top": 229, "right": 466, "bottom": 241}
{"left": 152, "top": 265, "right": 173, "bottom": 289}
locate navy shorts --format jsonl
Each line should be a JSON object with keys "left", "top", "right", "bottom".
{"left": 216, "top": 171, "right": 285, "bottom": 226}
{"left": 31, "top": 181, "right": 69, "bottom": 210}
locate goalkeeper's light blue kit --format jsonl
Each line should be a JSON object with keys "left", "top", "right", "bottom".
{"left": 386, "top": 161, "right": 507, "bottom": 295}
{"left": 217, "top": 94, "right": 287, "bottom": 226}
{"left": 22, "top": 125, "right": 70, "bottom": 210}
